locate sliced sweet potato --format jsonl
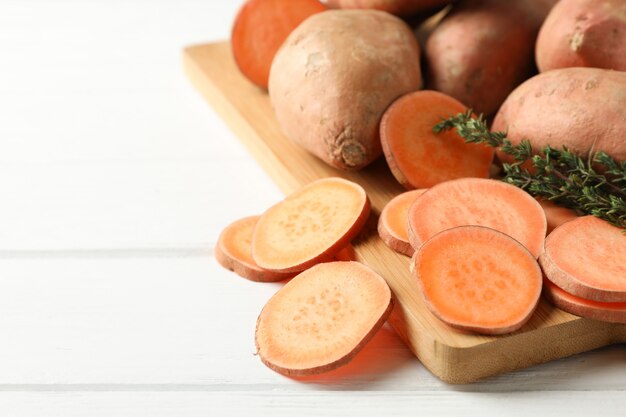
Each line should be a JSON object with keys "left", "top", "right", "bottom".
{"left": 407, "top": 178, "right": 547, "bottom": 257}
{"left": 539, "top": 216, "right": 626, "bottom": 302}
{"left": 333, "top": 245, "right": 357, "bottom": 261}
{"left": 413, "top": 226, "right": 542, "bottom": 334}
{"left": 380, "top": 90, "right": 494, "bottom": 189}
{"left": 378, "top": 189, "right": 426, "bottom": 256}
{"left": 543, "top": 278, "right": 626, "bottom": 324}
{"left": 252, "top": 177, "right": 370, "bottom": 272}
{"left": 216, "top": 216, "right": 294, "bottom": 282}
{"left": 216, "top": 216, "right": 357, "bottom": 281}
{"left": 255, "top": 261, "right": 393, "bottom": 375}
{"left": 536, "top": 198, "right": 579, "bottom": 234}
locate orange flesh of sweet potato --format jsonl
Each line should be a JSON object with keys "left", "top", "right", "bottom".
{"left": 252, "top": 177, "right": 370, "bottom": 272}
{"left": 216, "top": 216, "right": 357, "bottom": 281}
{"left": 536, "top": 198, "right": 579, "bottom": 234}
{"left": 255, "top": 261, "right": 393, "bottom": 375}
{"left": 216, "top": 216, "right": 294, "bottom": 282}
{"left": 378, "top": 189, "right": 426, "bottom": 256}
{"left": 543, "top": 278, "right": 626, "bottom": 324}
{"left": 380, "top": 90, "right": 494, "bottom": 189}
{"left": 231, "top": 0, "right": 326, "bottom": 89}
{"left": 539, "top": 216, "right": 626, "bottom": 302}
{"left": 333, "top": 245, "right": 357, "bottom": 261}
{"left": 407, "top": 178, "right": 547, "bottom": 258}
{"left": 414, "top": 226, "right": 542, "bottom": 334}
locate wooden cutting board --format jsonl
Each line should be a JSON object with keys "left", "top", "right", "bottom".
{"left": 183, "top": 41, "right": 626, "bottom": 384}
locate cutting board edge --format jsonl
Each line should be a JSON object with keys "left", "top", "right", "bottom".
{"left": 183, "top": 44, "right": 300, "bottom": 195}
{"left": 391, "top": 305, "right": 621, "bottom": 383}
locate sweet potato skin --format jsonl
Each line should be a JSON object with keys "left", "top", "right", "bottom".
{"left": 269, "top": 10, "right": 422, "bottom": 170}
{"left": 324, "top": 0, "right": 451, "bottom": 15}
{"left": 492, "top": 67, "right": 626, "bottom": 163}
{"left": 536, "top": 0, "right": 626, "bottom": 72}
{"left": 424, "top": 0, "right": 553, "bottom": 116}
{"left": 543, "top": 279, "right": 626, "bottom": 324}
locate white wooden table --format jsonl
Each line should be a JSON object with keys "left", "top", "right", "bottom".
{"left": 1, "top": 1, "right": 625, "bottom": 415}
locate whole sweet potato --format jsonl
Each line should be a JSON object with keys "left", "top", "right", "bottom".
{"left": 536, "top": 0, "right": 626, "bottom": 72}
{"left": 324, "top": 0, "right": 452, "bottom": 16}
{"left": 269, "top": 10, "right": 422, "bottom": 170}
{"left": 492, "top": 67, "right": 626, "bottom": 163}
{"left": 424, "top": 0, "right": 556, "bottom": 116}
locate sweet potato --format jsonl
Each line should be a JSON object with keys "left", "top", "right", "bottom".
{"left": 269, "top": 10, "right": 422, "bottom": 170}
{"left": 413, "top": 225, "right": 542, "bottom": 335}
{"left": 255, "top": 261, "right": 393, "bottom": 375}
{"left": 252, "top": 177, "right": 370, "bottom": 272}
{"left": 216, "top": 216, "right": 357, "bottom": 281}
{"left": 378, "top": 189, "right": 426, "bottom": 256}
{"left": 231, "top": 0, "right": 327, "bottom": 89}
{"left": 424, "top": 0, "right": 555, "bottom": 116}
{"left": 492, "top": 67, "right": 626, "bottom": 163}
{"left": 543, "top": 278, "right": 626, "bottom": 324}
{"left": 407, "top": 178, "right": 547, "bottom": 257}
{"left": 380, "top": 90, "right": 494, "bottom": 189}
{"left": 536, "top": 199, "right": 579, "bottom": 234}
{"left": 324, "top": 0, "right": 451, "bottom": 15}
{"left": 536, "top": 0, "right": 626, "bottom": 72}
{"left": 539, "top": 216, "right": 626, "bottom": 302}
{"left": 216, "top": 216, "right": 294, "bottom": 282}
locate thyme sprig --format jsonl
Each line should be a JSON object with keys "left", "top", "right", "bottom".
{"left": 434, "top": 111, "right": 626, "bottom": 229}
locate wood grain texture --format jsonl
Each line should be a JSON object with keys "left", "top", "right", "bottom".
{"left": 182, "top": 41, "right": 626, "bottom": 384}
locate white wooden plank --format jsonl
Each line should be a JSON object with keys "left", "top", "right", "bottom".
{"left": 0, "top": 161, "right": 281, "bottom": 250}
{"left": 0, "top": 256, "right": 624, "bottom": 389}
{"left": 0, "top": 0, "right": 282, "bottom": 250}
{"left": 1, "top": 391, "right": 626, "bottom": 417}
{"left": 0, "top": 0, "right": 249, "bottom": 163}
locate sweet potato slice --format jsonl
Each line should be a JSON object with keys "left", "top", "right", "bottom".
{"left": 539, "top": 216, "right": 626, "bottom": 302}
{"left": 216, "top": 216, "right": 294, "bottom": 282}
{"left": 252, "top": 177, "right": 370, "bottom": 272}
{"left": 255, "top": 261, "right": 393, "bottom": 375}
{"left": 216, "top": 216, "right": 357, "bottom": 281}
{"left": 407, "top": 178, "right": 547, "bottom": 257}
{"left": 413, "top": 226, "right": 542, "bottom": 334}
{"left": 543, "top": 278, "right": 626, "bottom": 324}
{"left": 333, "top": 245, "right": 357, "bottom": 261}
{"left": 231, "top": 0, "right": 326, "bottom": 89}
{"left": 380, "top": 90, "right": 494, "bottom": 189}
{"left": 536, "top": 198, "right": 579, "bottom": 234}
{"left": 378, "top": 189, "right": 426, "bottom": 256}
